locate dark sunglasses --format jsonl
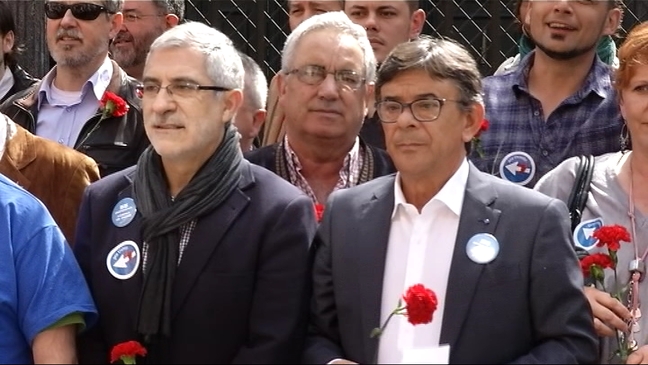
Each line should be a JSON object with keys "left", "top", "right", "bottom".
{"left": 45, "top": 2, "right": 113, "bottom": 21}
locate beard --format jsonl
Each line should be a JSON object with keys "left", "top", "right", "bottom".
{"left": 111, "top": 27, "right": 164, "bottom": 69}
{"left": 50, "top": 28, "right": 109, "bottom": 68}
{"left": 534, "top": 37, "right": 598, "bottom": 61}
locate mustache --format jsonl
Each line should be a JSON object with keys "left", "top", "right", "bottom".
{"left": 56, "top": 28, "right": 82, "bottom": 41}
{"left": 113, "top": 30, "right": 134, "bottom": 43}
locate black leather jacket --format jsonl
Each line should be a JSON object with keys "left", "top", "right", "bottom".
{"left": 0, "top": 63, "right": 39, "bottom": 103}
{"left": 0, "top": 60, "right": 148, "bottom": 177}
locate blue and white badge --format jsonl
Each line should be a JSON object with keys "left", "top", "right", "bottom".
{"left": 106, "top": 240, "right": 141, "bottom": 280}
{"left": 573, "top": 217, "right": 604, "bottom": 250}
{"left": 499, "top": 151, "right": 536, "bottom": 186}
{"left": 466, "top": 233, "right": 500, "bottom": 264}
{"left": 112, "top": 197, "right": 137, "bottom": 227}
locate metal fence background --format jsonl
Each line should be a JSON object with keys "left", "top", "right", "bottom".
{"left": 7, "top": 0, "right": 648, "bottom": 80}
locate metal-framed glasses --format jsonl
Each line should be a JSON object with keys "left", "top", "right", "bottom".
{"left": 45, "top": 2, "right": 113, "bottom": 21}
{"left": 136, "top": 82, "right": 231, "bottom": 99}
{"left": 287, "top": 65, "right": 365, "bottom": 91}
{"left": 376, "top": 98, "right": 461, "bottom": 123}
{"left": 123, "top": 11, "right": 165, "bottom": 23}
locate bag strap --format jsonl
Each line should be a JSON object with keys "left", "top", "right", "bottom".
{"left": 567, "top": 155, "right": 595, "bottom": 232}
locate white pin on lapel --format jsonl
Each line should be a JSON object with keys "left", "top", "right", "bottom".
{"left": 112, "top": 197, "right": 137, "bottom": 227}
{"left": 466, "top": 233, "right": 500, "bottom": 264}
{"left": 106, "top": 240, "right": 141, "bottom": 280}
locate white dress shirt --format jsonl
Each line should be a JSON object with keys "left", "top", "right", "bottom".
{"left": 377, "top": 159, "right": 469, "bottom": 364}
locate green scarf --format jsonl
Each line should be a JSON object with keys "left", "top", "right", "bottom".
{"left": 518, "top": 34, "right": 617, "bottom": 66}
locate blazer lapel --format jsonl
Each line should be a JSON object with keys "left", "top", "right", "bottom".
{"left": 440, "top": 164, "right": 501, "bottom": 350}
{"left": 357, "top": 176, "right": 395, "bottom": 363}
{"left": 112, "top": 174, "right": 145, "bottom": 326}
{"left": 170, "top": 164, "right": 254, "bottom": 319}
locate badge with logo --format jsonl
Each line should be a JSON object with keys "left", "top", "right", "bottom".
{"left": 112, "top": 197, "right": 137, "bottom": 228}
{"left": 466, "top": 233, "right": 500, "bottom": 264}
{"left": 573, "top": 217, "right": 604, "bottom": 250}
{"left": 106, "top": 240, "right": 141, "bottom": 280}
{"left": 499, "top": 151, "right": 536, "bottom": 186}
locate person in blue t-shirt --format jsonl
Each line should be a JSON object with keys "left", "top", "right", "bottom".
{"left": 0, "top": 173, "right": 97, "bottom": 363}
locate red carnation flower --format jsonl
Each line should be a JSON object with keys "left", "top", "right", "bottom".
{"left": 594, "top": 224, "right": 631, "bottom": 252}
{"left": 472, "top": 119, "right": 489, "bottom": 158}
{"left": 100, "top": 91, "right": 130, "bottom": 118}
{"left": 110, "top": 340, "right": 147, "bottom": 364}
{"left": 370, "top": 283, "right": 437, "bottom": 338}
{"left": 402, "top": 283, "right": 438, "bottom": 325}
{"left": 580, "top": 253, "right": 614, "bottom": 277}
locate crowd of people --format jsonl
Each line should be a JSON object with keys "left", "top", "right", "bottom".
{"left": 1, "top": 0, "right": 648, "bottom": 364}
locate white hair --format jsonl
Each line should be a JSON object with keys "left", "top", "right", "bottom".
{"left": 239, "top": 53, "right": 268, "bottom": 110}
{"left": 148, "top": 21, "right": 244, "bottom": 89}
{"left": 281, "top": 11, "right": 376, "bottom": 83}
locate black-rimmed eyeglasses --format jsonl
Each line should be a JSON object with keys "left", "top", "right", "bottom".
{"left": 376, "top": 98, "right": 462, "bottom": 123}
{"left": 136, "top": 82, "right": 231, "bottom": 99}
{"left": 45, "top": 2, "right": 113, "bottom": 21}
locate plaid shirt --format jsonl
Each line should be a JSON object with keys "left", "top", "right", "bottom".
{"left": 142, "top": 220, "right": 197, "bottom": 273}
{"left": 284, "top": 135, "right": 363, "bottom": 204}
{"left": 470, "top": 52, "right": 622, "bottom": 187}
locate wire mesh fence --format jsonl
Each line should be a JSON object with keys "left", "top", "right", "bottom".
{"left": 184, "top": 0, "right": 648, "bottom": 80}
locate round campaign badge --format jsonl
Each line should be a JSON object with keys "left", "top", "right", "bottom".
{"left": 466, "top": 233, "right": 500, "bottom": 264}
{"left": 573, "top": 217, "right": 604, "bottom": 251}
{"left": 499, "top": 151, "right": 536, "bottom": 186}
{"left": 106, "top": 240, "right": 141, "bottom": 280}
{"left": 112, "top": 197, "right": 137, "bottom": 228}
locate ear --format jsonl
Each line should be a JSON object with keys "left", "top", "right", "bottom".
{"left": 461, "top": 102, "right": 485, "bottom": 144}
{"left": 165, "top": 14, "right": 180, "bottom": 29}
{"left": 251, "top": 109, "right": 267, "bottom": 135}
{"left": 602, "top": 7, "right": 622, "bottom": 37}
{"left": 409, "top": 9, "right": 426, "bottom": 39}
{"left": 222, "top": 89, "right": 244, "bottom": 123}
{"left": 109, "top": 12, "right": 124, "bottom": 39}
{"left": 2, "top": 31, "right": 14, "bottom": 56}
{"left": 276, "top": 71, "right": 288, "bottom": 103}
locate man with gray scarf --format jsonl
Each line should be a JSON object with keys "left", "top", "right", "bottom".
{"left": 74, "top": 21, "right": 317, "bottom": 363}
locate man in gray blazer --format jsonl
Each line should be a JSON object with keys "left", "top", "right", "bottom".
{"left": 304, "top": 36, "right": 598, "bottom": 364}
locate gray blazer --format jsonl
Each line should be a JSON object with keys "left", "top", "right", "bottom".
{"left": 304, "top": 163, "right": 598, "bottom": 364}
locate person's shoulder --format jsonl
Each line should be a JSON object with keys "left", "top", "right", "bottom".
{"left": 247, "top": 162, "right": 304, "bottom": 200}
{"left": 244, "top": 143, "right": 277, "bottom": 167}
{"left": 86, "top": 165, "right": 136, "bottom": 197}
{"left": 0, "top": 174, "right": 56, "bottom": 227}
{"left": 25, "top": 128, "right": 98, "bottom": 170}
{"left": 478, "top": 170, "right": 559, "bottom": 208}
{"left": 330, "top": 173, "right": 396, "bottom": 204}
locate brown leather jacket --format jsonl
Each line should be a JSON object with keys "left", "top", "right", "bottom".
{"left": 0, "top": 122, "right": 100, "bottom": 244}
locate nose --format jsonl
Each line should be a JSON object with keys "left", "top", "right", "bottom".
{"left": 395, "top": 104, "right": 417, "bottom": 128}
{"left": 316, "top": 73, "right": 340, "bottom": 100}
{"left": 59, "top": 9, "right": 78, "bottom": 28}
{"left": 552, "top": 0, "right": 574, "bottom": 14}
{"left": 149, "top": 88, "right": 176, "bottom": 114}
{"left": 364, "top": 12, "right": 379, "bottom": 31}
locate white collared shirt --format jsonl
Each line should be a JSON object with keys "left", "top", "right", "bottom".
{"left": 36, "top": 56, "right": 113, "bottom": 147}
{"left": 377, "top": 159, "right": 469, "bottom": 364}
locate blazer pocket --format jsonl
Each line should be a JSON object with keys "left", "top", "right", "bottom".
{"left": 481, "top": 262, "right": 522, "bottom": 288}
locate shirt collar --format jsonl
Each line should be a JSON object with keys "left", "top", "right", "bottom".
{"left": 284, "top": 135, "right": 362, "bottom": 174}
{"left": 38, "top": 56, "right": 113, "bottom": 108}
{"left": 512, "top": 50, "right": 612, "bottom": 100}
{"left": 392, "top": 158, "right": 470, "bottom": 219}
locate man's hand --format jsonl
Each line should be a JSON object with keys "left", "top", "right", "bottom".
{"left": 627, "top": 345, "right": 648, "bottom": 364}
{"left": 584, "top": 286, "right": 631, "bottom": 337}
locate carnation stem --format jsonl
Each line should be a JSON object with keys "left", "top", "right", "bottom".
{"left": 370, "top": 306, "right": 405, "bottom": 339}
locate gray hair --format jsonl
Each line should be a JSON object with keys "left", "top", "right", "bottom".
{"left": 376, "top": 35, "right": 483, "bottom": 110}
{"left": 281, "top": 11, "right": 376, "bottom": 83}
{"left": 149, "top": 21, "right": 244, "bottom": 89}
{"left": 239, "top": 52, "right": 268, "bottom": 110}
{"left": 102, "top": 0, "right": 123, "bottom": 13}
{"left": 151, "top": 0, "right": 186, "bottom": 22}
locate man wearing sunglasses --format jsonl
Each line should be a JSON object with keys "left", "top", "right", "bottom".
{"left": 0, "top": 0, "right": 148, "bottom": 178}
{"left": 111, "top": 0, "right": 184, "bottom": 81}
{"left": 246, "top": 12, "right": 395, "bottom": 209}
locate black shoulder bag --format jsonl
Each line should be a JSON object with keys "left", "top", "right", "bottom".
{"left": 566, "top": 155, "right": 595, "bottom": 259}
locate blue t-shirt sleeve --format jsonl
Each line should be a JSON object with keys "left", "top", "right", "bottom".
{"left": 15, "top": 224, "right": 98, "bottom": 344}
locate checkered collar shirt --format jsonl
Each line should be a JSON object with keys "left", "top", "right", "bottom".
{"left": 470, "top": 51, "right": 622, "bottom": 188}
{"left": 283, "top": 135, "right": 363, "bottom": 204}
